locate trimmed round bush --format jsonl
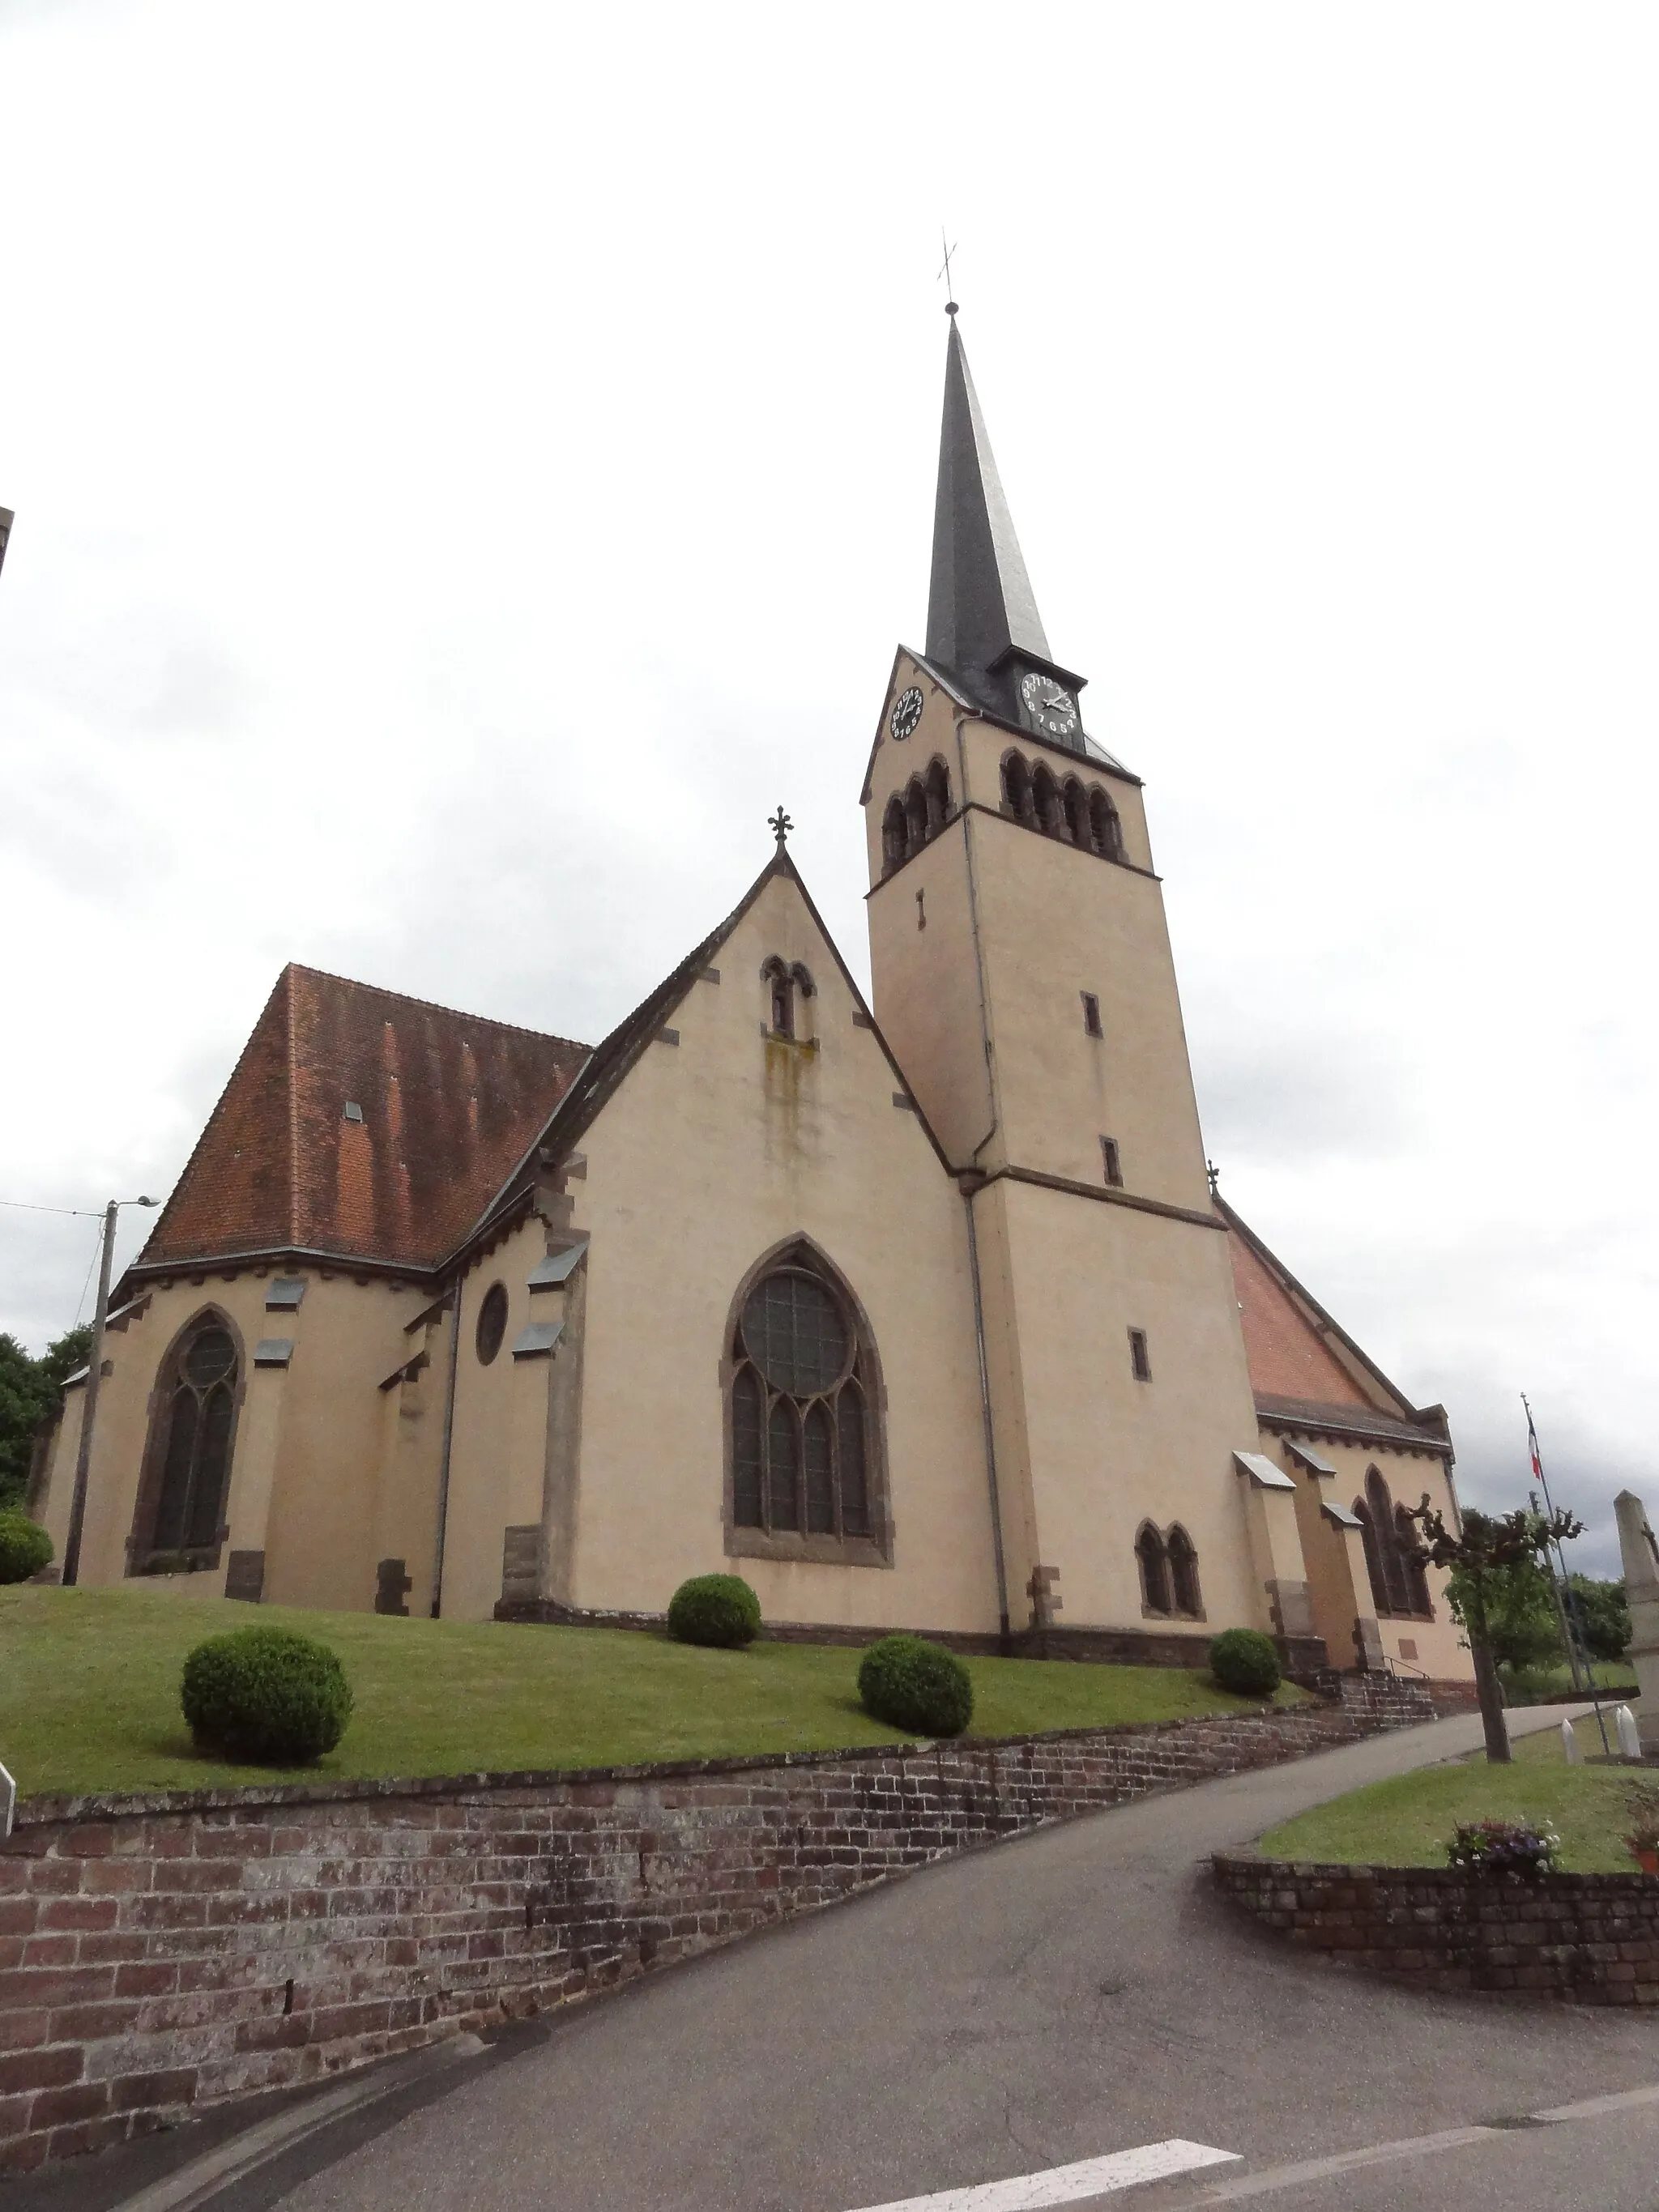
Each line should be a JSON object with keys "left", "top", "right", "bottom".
{"left": 181, "top": 1626, "right": 353, "bottom": 1766}
{"left": 857, "top": 1634, "right": 974, "bottom": 1738}
{"left": 1209, "top": 1626, "right": 1282, "bottom": 1698}
{"left": 0, "top": 1511, "right": 53, "bottom": 1586}
{"left": 667, "top": 1573, "right": 761, "bottom": 1649}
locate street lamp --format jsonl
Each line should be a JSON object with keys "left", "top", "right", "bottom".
{"left": 60, "top": 1196, "right": 158, "bottom": 1588}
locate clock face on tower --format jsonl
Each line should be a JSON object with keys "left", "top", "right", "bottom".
{"left": 1021, "top": 671, "right": 1078, "bottom": 740}
{"left": 889, "top": 687, "right": 924, "bottom": 741}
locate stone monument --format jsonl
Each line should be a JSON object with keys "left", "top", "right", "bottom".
{"left": 1614, "top": 1490, "right": 1659, "bottom": 1754}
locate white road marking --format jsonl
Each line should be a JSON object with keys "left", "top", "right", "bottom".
{"left": 846, "top": 2140, "right": 1240, "bottom": 2212}
{"left": 1532, "top": 2082, "right": 1659, "bottom": 2123}
{"left": 1179, "top": 2127, "right": 1495, "bottom": 2201}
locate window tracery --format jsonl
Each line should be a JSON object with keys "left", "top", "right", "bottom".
{"left": 1352, "top": 1465, "right": 1433, "bottom": 1619}
{"left": 130, "top": 1311, "right": 242, "bottom": 1574}
{"left": 761, "top": 957, "right": 816, "bottom": 1040}
{"left": 1137, "top": 1521, "right": 1204, "bottom": 1618}
{"left": 727, "top": 1242, "right": 883, "bottom": 1558}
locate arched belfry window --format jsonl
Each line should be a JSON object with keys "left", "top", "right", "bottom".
{"left": 882, "top": 795, "right": 908, "bottom": 875}
{"left": 726, "top": 1242, "right": 886, "bottom": 1561}
{"left": 761, "top": 958, "right": 815, "bottom": 1041}
{"left": 130, "top": 1311, "right": 243, "bottom": 1574}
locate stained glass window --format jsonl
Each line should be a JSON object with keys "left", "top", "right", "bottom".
{"left": 727, "top": 1251, "right": 876, "bottom": 1552}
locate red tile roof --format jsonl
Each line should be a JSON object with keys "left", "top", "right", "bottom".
{"left": 134, "top": 966, "right": 590, "bottom": 1276}
{"left": 1227, "top": 1229, "right": 1372, "bottom": 1407}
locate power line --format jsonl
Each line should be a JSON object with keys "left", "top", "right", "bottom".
{"left": 0, "top": 1198, "right": 105, "bottom": 1217}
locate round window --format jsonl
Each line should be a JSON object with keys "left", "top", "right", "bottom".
{"left": 740, "top": 1270, "right": 849, "bottom": 1396}
{"left": 184, "top": 1328, "right": 236, "bottom": 1388}
{"left": 476, "top": 1282, "right": 509, "bottom": 1366}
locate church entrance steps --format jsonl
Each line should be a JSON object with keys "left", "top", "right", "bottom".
{"left": 0, "top": 1698, "right": 1435, "bottom": 2176}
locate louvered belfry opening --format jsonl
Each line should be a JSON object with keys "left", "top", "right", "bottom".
{"left": 730, "top": 1249, "right": 872, "bottom": 1545}
{"left": 145, "top": 1317, "right": 240, "bottom": 1565}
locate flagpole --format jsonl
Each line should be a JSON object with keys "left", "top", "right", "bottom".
{"left": 1525, "top": 1395, "right": 1609, "bottom": 1754}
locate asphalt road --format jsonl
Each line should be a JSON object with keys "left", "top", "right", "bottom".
{"left": 21, "top": 1703, "right": 1659, "bottom": 2212}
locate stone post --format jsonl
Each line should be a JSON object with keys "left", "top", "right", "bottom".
{"left": 1614, "top": 1490, "right": 1659, "bottom": 1755}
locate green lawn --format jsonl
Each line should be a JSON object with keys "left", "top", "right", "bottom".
{"left": 0, "top": 1584, "right": 1304, "bottom": 1801}
{"left": 1260, "top": 1711, "right": 1651, "bottom": 1874}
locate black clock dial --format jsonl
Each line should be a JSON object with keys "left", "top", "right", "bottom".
{"left": 889, "top": 686, "right": 924, "bottom": 741}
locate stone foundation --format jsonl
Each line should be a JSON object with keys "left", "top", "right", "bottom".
{"left": 0, "top": 1698, "right": 1432, "bottom": 2174}
{"left": 1213, "top": 1853, "right": 1659, "bottom": 2003}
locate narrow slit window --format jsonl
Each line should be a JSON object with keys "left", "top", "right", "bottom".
{"left": 1100, "top": 1136, "right": 1123, "bottom": 1187}
{"left": 1128, "top": 1327, "right": 1152, "bottom": 1382}
{"left": 1081, "top": 992, "right": 1102, "bottom": 1038}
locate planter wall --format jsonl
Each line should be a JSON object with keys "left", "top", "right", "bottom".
{"left": 1213, "top": 1853, "right": 1659, "bottom": 2004}
{"left": 0, "top": 1684, "right": 1435, "bottom": 2174}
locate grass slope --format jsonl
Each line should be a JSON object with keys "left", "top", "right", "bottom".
{"left": 1260, "top": 1713, "right": 1651, "bottom": 1874}
{"left": 0, "top": 1585, "right": 1303, "bottom": 1801}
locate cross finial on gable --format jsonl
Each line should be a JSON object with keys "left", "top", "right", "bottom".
{"left": 1207, "top": 1159, "right": 1221, "bottom": 1195}
{"left": 770, "top": 806, "right": 793, "bottom": 847}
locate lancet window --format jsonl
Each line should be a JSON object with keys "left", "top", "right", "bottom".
{"left": 727, "top": 1242, "right": 885, "bottom": 1559}
{"left": 1137, "top": 1522, "right": 1202, "bottom": 1618}
{"left": 130, "top": 1311, "right": 242, "bottom": 1574}
{"left": 761, "top": 957, "right": 816, "bottom": 1040}
{"left": 1352, "top": 1466, "right": 1433, "bottom": 1619}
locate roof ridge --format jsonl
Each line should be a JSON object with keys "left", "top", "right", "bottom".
{"left": 282, "top": 961, "right": 591, "bottom": 1053}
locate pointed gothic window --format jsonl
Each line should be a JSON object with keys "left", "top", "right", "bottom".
{"left": 130, "top": 1311, "right": 242, "bottom": 1573}
{"left": 1167, "top": 1525, "right": 1202, "bottom": 1617}
{"left": 1137, "top": 1523, "right": 1171, "bottom": 1614}
{"left": 1062, "top": 777, "right": 1090, "bottom": 847}
{"left": 761, "top": 957, "right": 813, "bottom": 1039}
{"left": 1352, "top": 1468, "right": 1434, "bottom": 1619}
{"left": 1032, "top": 762, "right": 1062, "bottom": 836}
{"left": 726, "top": 1242, "right": 885, "bottom": 1561}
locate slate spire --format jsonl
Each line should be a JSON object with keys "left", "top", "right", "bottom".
{"left": 926, "top": 315, "right": 1052, "bottom": 683}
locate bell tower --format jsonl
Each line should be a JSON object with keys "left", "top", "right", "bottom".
{"left": 859, "top": 312, "right": 1309, "bottom": 1656}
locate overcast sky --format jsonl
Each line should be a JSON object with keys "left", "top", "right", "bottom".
{"left": 3, "top": 1, "right": 1654, "bottom": 1572}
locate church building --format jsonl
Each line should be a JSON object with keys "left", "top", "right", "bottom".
{"left": 32, "top": 315, "right": 1472, "bottom": 1684}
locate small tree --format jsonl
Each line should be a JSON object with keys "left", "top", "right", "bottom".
{"left": 0, "top": 1326, "right": 94, "bottom": 1511}
{"left": 1567, "top": 1575, "right": 1631, "bottom": 1667}
{"left": 1410, "top": 1500, "right": 1583, "bottom": 1764}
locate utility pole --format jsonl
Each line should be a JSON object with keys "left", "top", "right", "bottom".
{"left": 61, "top": 1196, "right": 156, "bottom": 1587}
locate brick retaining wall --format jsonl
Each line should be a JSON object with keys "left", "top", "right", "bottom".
{"left": 0, "top": 1685, "right": 1435, "bottom": 2174}
{"left": 1213, "top": 1853, "right": 1659, "bottom": 2004}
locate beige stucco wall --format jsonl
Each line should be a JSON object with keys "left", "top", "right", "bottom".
{"left": 437, "top": 1213, "right": 561, "bottom": 1624}
{"left": 36, "top": 1271, "right": 437, "bottom": 1614}
{"left": 1254, "top": 1432, "right": 1472, "bottom": 1680}
{"left": 981, "top": 1175, "right": 1273, "bottom": 1637}
{"left": 564, "top": 869, "right": 999, "bottom": 1634}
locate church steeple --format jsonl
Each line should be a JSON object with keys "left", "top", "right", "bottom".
{"left": 923, "top": 313, "right": 1089, "bottom": 752}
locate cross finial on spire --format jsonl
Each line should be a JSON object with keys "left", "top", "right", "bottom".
{"left": 1206, "top": 1160, "right": 1221, "bottom": 1195}
{"left": 937, "top": 228, "right": 958, "bottom": 315}
{"left": 769, "top": 806, "right": 793, "bottom": 847}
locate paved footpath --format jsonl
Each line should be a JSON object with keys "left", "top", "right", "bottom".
{"left": 17, "top": 1703, "right": 1659, "bottom": 2212}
